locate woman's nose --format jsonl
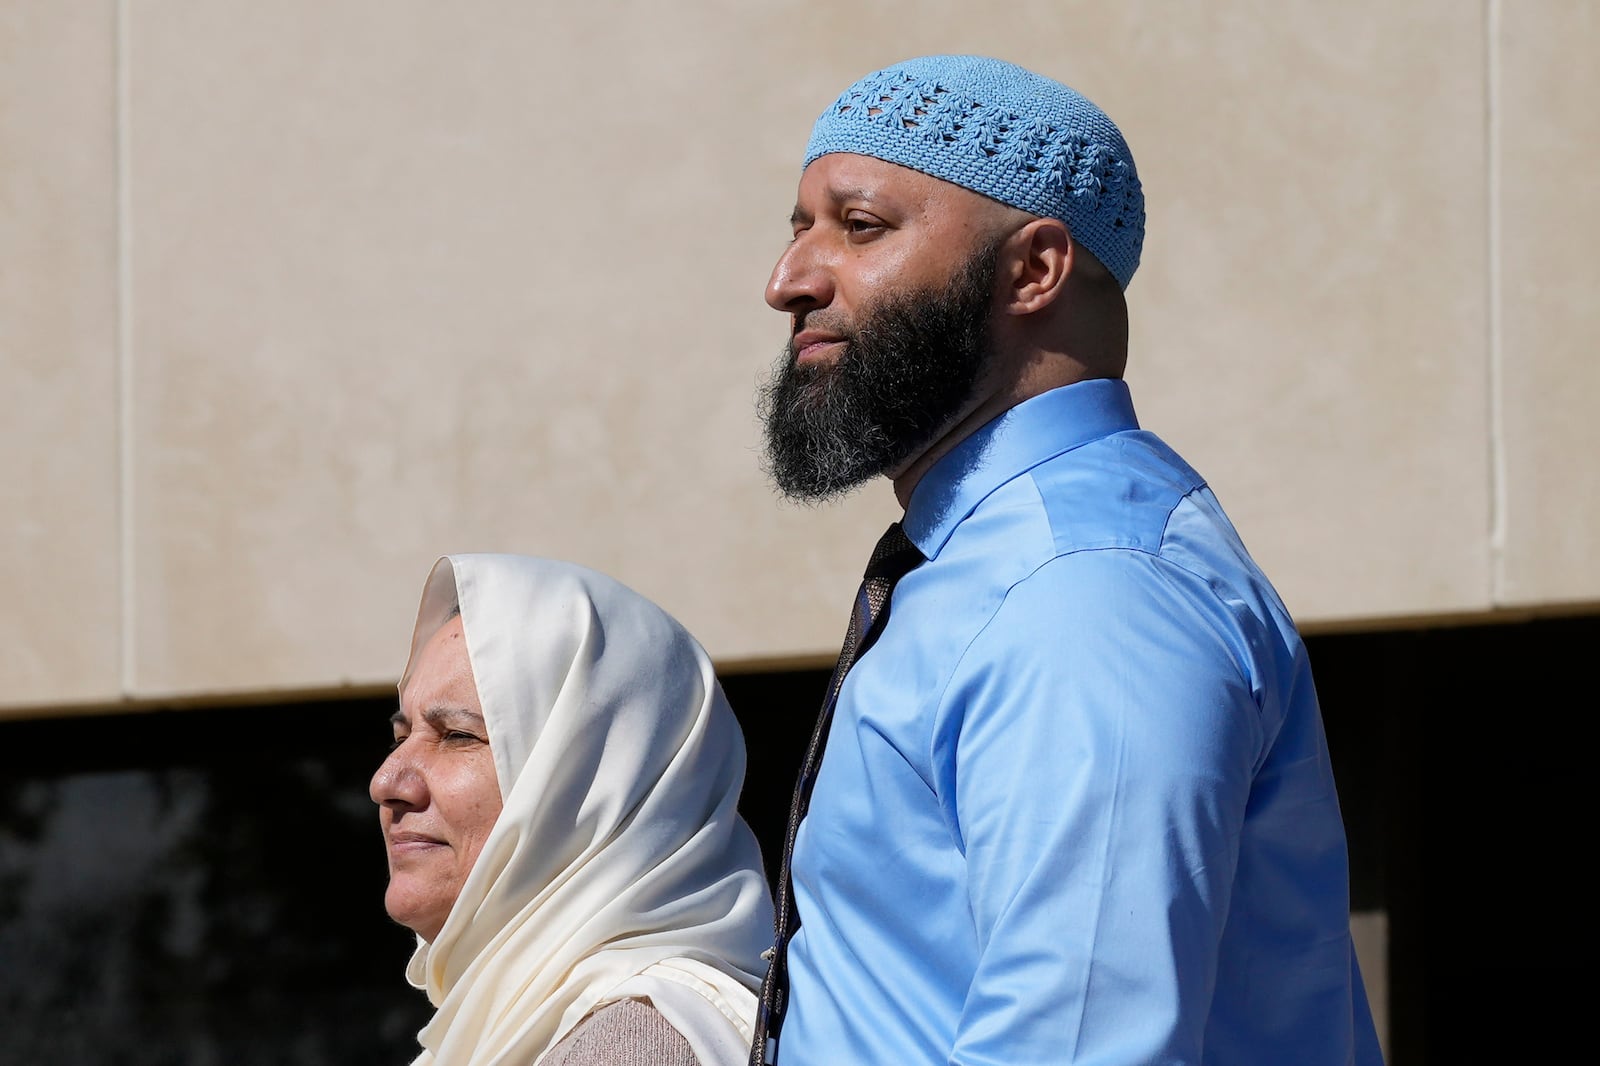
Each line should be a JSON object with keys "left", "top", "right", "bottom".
{"left": 370, "top": 744, "right": 427, "bottom": 810}
{"left": 766, "top": 236, "right": 833, "bottom": 314}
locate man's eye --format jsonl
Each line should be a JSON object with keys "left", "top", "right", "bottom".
{"left": 388, "top": 734, "right": 407, "bottom": 752}
{"left": 844, "top": 216, "right": 885, "bottom": 236}
{"left": 443, "top": 730, "right": 480, "bottom": 744}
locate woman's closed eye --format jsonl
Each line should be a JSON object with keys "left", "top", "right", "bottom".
{"left": 419, "top": 707, "right": 489, "bottom": 745}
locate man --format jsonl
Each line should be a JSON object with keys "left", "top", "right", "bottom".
{"left": 753, "top": 55, "right": 1384, "bottom": 1065}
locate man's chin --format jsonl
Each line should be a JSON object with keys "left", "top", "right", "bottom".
{"left": 782, "top": 357, "right": 846, "bottom": 399}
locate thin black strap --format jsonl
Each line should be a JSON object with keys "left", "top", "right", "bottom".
{"left": 749, "top": 522, "right": 924, "bottom": 1066}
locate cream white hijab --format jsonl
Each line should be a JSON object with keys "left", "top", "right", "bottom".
{"left": 396, "top": 554, "right": 773, "bottom": 1066}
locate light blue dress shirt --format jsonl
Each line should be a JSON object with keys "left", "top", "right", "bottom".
{"left": 779, "top": 379, "right": 1383, "bottom": 1065}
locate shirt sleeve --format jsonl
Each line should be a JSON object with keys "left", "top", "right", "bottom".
{"left": 936, "top": 548, "right": 1264, "bottom": 1066}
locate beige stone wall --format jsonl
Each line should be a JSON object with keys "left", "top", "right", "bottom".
{"left": 3, "top": 1, "right": 1596, "bottom": 714}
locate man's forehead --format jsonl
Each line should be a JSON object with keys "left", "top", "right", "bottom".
{"left": 801, "top": 151, "right": 936, "bottom": 190}
{"left": 795, "top": 152, "right": 995, "bottom": 215}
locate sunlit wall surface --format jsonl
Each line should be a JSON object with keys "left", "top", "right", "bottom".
{"left": 3, "top": 2, "right": 1597, "bottom": 715}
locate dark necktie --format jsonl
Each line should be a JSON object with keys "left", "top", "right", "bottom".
{"left": 750, "top": 521, "right": 926, "bottom": 1066}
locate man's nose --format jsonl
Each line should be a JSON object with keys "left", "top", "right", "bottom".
{"left": 766, "top": 235, "right": 833, "bottom": 314}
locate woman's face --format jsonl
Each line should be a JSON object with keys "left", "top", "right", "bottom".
{"left": 370, "top": 615, "right": 503, "bottom": 942}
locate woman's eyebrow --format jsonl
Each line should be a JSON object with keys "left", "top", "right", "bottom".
{"left": 421, "top": 706, "right": 487, "bottom": 730}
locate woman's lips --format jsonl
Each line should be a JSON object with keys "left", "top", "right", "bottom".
{"left": 389, "top": 831, "right": 445, "bottom": 855}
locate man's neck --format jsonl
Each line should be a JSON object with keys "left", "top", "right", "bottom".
{"left": 888, "top": 391, "right": 1014, "bottom": 509}
{"left": 889, "top": 361, "right": 1118, "bottom": 508}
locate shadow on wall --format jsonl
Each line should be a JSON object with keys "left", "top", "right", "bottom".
{"left": 0, "top": 710, "right": 429, "bottom": 1066}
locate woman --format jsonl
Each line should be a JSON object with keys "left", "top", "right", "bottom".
{"left": 371, "top": 553, "right": 774, "bottom": 1065}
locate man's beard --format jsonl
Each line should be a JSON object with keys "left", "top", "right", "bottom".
{"left": 757, "top": 242, "right": 999, "bottom": 503}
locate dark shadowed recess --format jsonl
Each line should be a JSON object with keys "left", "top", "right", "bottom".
{"left": 0, "top": 613, "right": 1591, "bottom": 1065}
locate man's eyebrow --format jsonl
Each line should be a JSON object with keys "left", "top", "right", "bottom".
{"left": 790, "top": 186, "right": 880, "bottom": 228}
{"left": 389, "top": 707, "right": 407, "bottom": 728}
{"left": 831, "top": 185, "right": 877, "bottom": 205}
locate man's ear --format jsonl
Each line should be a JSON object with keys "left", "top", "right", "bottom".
{"left": 1000, "top": 218, "right": 1072, "bottom": 316}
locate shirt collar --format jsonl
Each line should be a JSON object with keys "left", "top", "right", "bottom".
{"left": 902, "top": 378, "right": 1140, "bottom": 560}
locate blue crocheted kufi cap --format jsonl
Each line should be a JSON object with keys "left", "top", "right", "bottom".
{"left": 805, "top": 55, "right": 1146, "bottom": 289}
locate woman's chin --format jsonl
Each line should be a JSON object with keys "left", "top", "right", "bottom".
{"left": 385, "top": 883, "right": 446, "bottom": 943}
